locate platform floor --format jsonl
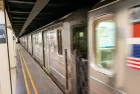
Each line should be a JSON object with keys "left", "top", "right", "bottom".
{"left": 11, "top": 44, "right": 63, "bottom": 94}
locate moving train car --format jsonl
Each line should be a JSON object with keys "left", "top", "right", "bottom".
{"left": 21, "top": 8, "right": 88, "bottom": 93}
{"left": 20, "top": 0, "right": 140, "bottom": 94}
{"left": 88, "top": 0, "right": 140, "bottom": 94}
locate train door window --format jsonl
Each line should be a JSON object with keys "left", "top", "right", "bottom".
{"left": 38, "top": 33, "right": 42, "bottom": 47}
{"left": 57, "top": 29, "right": 63, "bottom": 55}
{"left": 94, "top": 18, "right": 116, "bottom": 70}
{"left": 72, "top": 25, "right": 87, "bottom": 59}
{"left": 35, "top": 34, "right": 38, "bottom": 45}
{"left": 33, "top": 35, "right": 35, "bottom": 43}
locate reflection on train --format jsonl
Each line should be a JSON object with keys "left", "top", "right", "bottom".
{"left": 20, "top": 0, "right": 140, "bottom": 94}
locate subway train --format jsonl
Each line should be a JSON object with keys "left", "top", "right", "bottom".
{"left": 20, "top": 0, "right": 140, "bottom": 94}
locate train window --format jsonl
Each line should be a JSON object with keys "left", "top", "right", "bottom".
{"left": 72, "top": 25, "right": 87, "bottom": 59}
{"left": 57, "top": 29, "right": 63, "bottom": 55}
{"left": 95, "top": 19, "right": 116, "bottom": 70}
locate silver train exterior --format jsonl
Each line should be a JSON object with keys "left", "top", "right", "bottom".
{"left": 27, "top": 34, "right": 32, "bottom": 54}
{"left": 20, "top": 0, "right": 140, "bottom": 93}
{"left": 88, "top": 0, "right": 140, "bottom": 94}
{"left": 20, "top": 8, "right": 88, "bottom": 93}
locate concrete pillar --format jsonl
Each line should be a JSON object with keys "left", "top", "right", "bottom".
{"left": 5, "top": 4, "right": 16, "bottom": 68}
{"left": 0, "top": 0, "right": 12, "bottom": 94}
{"left": 7, "top": 28, "right": 16, "bottom": 68}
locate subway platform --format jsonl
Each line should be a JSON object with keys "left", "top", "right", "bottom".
{"left": 11, "top": 44, "right": 63, "bottom": 94}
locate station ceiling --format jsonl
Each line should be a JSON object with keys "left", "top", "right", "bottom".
{"left": 5, "top": 0, "right": 99, "bottom": 37}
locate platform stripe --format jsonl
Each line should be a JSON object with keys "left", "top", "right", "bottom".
{"left": 18, "top": 49, "right": 30, "bottom": 94}
{"left": 20, "top": 50, "right": 38, "bottom": 94}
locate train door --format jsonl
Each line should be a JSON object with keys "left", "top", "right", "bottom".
{"left": 44, "top": 31, "right": 50, "bottom": 72}
{"left": 71, "top": 25, "right": 88, "bottom": 94}
{"left": 27, "top": 36, "right": 28, "bottom": 50}
{"left": 32, "top": 34, "right": 36, "bottom": 56}
{"left": 31, "top": 35, "right": 33, "bottom": 55}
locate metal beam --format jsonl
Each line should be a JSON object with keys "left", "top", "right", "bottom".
{"left": 8, "top": 0, "right": 35, "bottom": 5}
{"left": 8, "top": 0, "right": 80, "bottom": 7}
{"left": 19, "top": 0, "right": 50, "bottom": 37}
{"left": 10, "top": 11, "right": 52, "bottom": 15}
{"left": 13, "top": 24, "right": 36, "bottom": 26}
{"left": 10, "top": 11, "right": 30, "bottom": 14}
{"left": 12, "top": 17, "right": 42, "bottom": 19}
{"left": 14, "top": 25, "right": 37, "bottom": 27}
{"left": 12, "top": 21, "right": 25, "bottom": 22}
{"left": 12, "top": 17, "right": 27, "bottom": 19}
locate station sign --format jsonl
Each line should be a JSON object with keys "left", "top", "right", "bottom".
{"left": 0, "top": 24, "right": 6, "bottom": 44}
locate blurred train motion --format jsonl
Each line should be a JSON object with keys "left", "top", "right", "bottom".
{"left": 20, "top": 0, "right": 140, "bottom": 94}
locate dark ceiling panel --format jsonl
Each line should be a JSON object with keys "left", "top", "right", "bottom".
{"left": 5, "top": 0, "right": 100, "bottom": 37}
{"left": 8, "top": 2, "right": 34, "bottom": 9}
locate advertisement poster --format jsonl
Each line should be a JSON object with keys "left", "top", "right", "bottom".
{"left": 0, "top": 24, "right": 6, "bottom": 44}
{"left": 126, "top": 6, "right": 140, "bottom": 70}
